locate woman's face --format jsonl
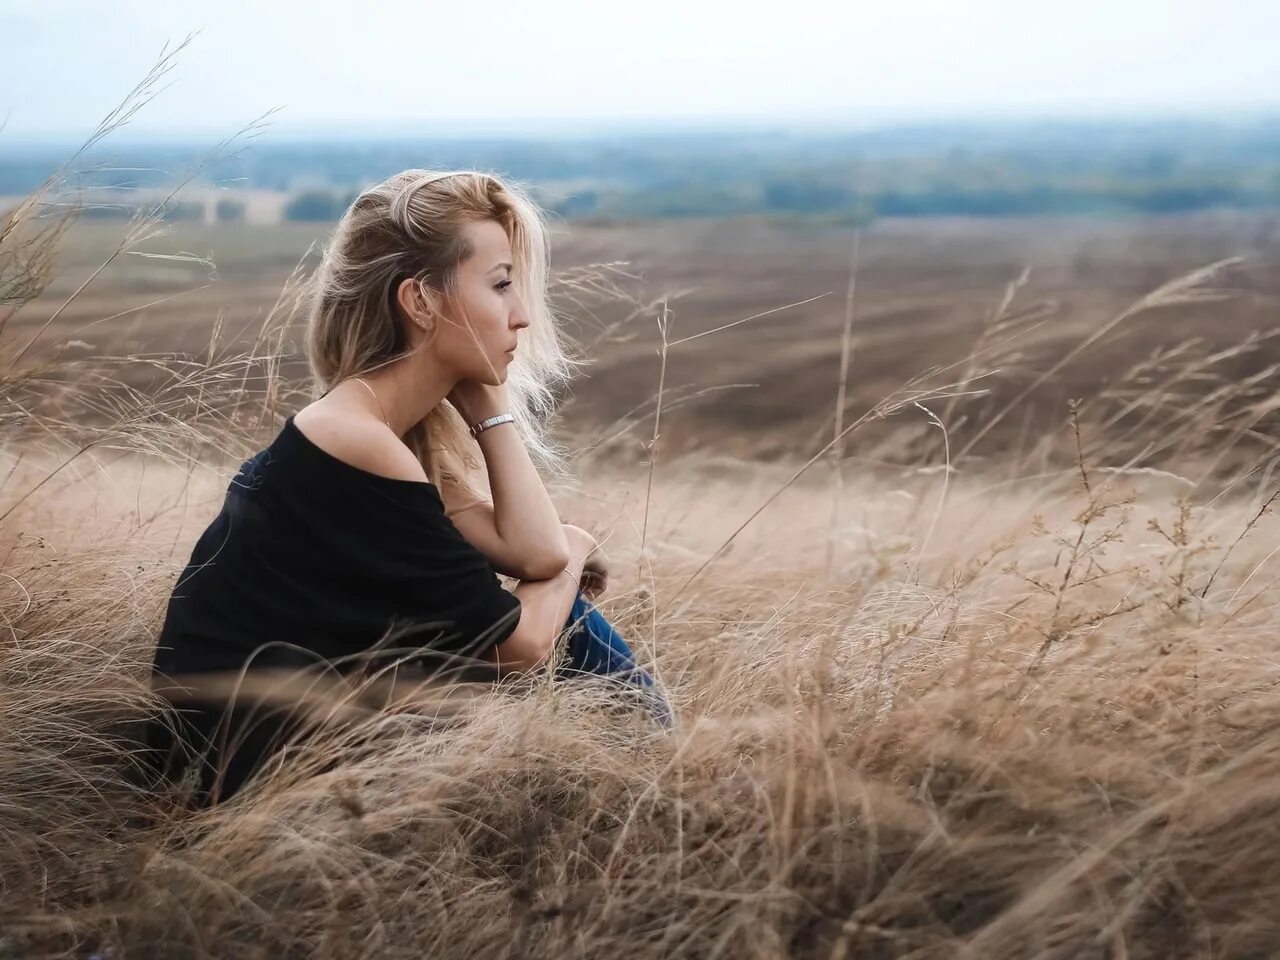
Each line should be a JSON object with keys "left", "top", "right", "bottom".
{"left": 421, "top": 218, "right": 529, "bottom": 385}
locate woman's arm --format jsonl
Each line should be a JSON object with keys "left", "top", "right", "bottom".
{"left": 447, "top": 382, "right": 570, "bottom": 580}
{"left": 444, "top": 491, "right": 561, "bottom": 581}
{"left": 481, "top": 525, "right": 596, "bottom": 675}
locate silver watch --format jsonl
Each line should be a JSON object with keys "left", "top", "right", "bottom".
{"left": 469, "top": 412, "right": 515, "bottom": 438}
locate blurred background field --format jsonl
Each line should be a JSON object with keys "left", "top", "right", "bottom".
{"left": 6, "top": 209, "right": 1279, "bottom": 464}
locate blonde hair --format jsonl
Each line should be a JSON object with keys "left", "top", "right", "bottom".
{"left": 304, "top": 169, "right": 582, "bottom": 501}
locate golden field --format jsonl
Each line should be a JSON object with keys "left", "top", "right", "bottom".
{"left": 3, "top": 186, "right": 1280, "bottom": 958}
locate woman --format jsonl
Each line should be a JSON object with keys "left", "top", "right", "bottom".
{"left": 145, "top": 169, "right": 674, "bottom": 808}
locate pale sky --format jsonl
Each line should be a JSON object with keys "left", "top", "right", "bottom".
{"left": 3, "top": 0, "right": 1278, "bottom": 141}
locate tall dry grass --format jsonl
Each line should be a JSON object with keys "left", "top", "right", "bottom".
{"left": 4, "top": 51, "right": 1280, "bottom": 960}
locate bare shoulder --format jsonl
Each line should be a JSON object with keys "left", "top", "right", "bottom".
{"left": 293, "top": 405, "right": 428, "bottom": 484}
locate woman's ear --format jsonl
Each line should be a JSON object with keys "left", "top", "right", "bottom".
{"left": 396, "top": 277, "right": 437, "bottom": 336}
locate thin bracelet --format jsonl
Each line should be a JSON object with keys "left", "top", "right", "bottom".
{"left": 555, "top": 566, "right": 584, "bottom": 584}
{"left": 469, "top": 412, "right": 515, "bottom": 439}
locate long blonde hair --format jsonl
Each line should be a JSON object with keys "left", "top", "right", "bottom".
{"left": 304, "top": 169, "right": 583, "bottom": 501}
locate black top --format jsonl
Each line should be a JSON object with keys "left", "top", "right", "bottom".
{"left": 151, "top": 413, "right": 523, "bottom": 682}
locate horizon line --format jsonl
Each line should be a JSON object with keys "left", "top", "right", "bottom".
{"left": 5, "top": 102, "right": 1280, "bottom": 147}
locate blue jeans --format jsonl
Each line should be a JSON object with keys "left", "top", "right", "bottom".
{"left": 553, "top": 593, "right": 675, "bottom": 729}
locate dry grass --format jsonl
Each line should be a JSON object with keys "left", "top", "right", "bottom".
{"left": 4, "top": 59, "right": 1280, "bottom": 960}
{"left": 5, "top": 422, "right": 1280, "bottom": 959}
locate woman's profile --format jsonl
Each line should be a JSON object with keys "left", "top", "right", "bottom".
{"left": 144, "top": 169, "right": 674, "bottom": 808}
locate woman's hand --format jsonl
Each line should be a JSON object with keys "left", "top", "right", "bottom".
{"left": 560, "top": 523, "right": 607, "bottom": 598}
{"left": 447, "top": 381, "right": 507, "bottom": 426}
{"left": 572, "top": 525, "right": 610, "bottom": 600}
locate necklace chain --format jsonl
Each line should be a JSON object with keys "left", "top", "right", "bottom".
{"left": 351, "top": 377, "right": 390, "bottom": 430}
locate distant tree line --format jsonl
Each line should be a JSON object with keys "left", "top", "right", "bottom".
{"left": 6, "top": 117, "right": 1278, "bottom": 222}
{"left": 282, "top": 189, "right": 359, "bottom": 221}
{"left": 271, "top": 177, "right": 1280, "bottom": 223}
{"left": 216, "top": 199, "right": 246, "bottom": 221}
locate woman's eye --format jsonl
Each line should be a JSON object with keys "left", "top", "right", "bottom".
{"left": 496, "top": 279, "right": 513, "bottom": 293}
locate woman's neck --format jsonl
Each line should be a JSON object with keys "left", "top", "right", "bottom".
{"left": 331, "top": 356, "right": 459, "bottom": 438}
